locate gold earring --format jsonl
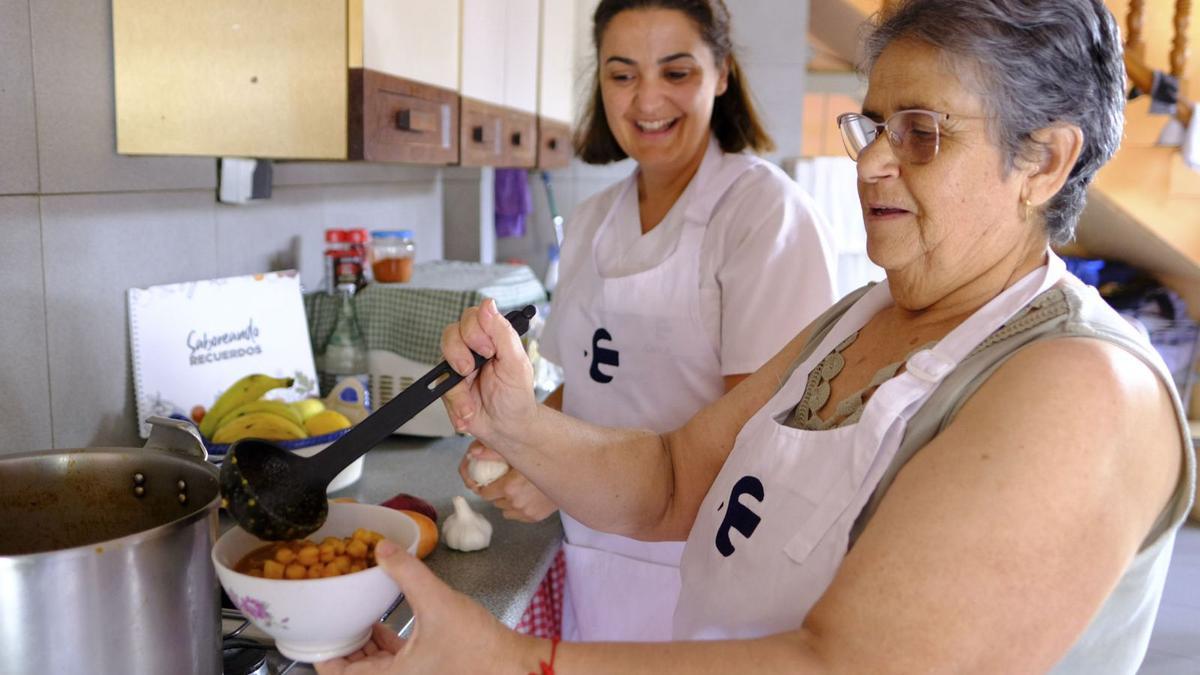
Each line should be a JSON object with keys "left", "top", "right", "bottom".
{"left": 1023, "top": 198, "right": 1033, "bottom": 223}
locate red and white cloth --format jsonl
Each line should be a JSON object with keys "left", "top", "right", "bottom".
{"left": 516, "top": 548, "right": 566, "bottom": 639}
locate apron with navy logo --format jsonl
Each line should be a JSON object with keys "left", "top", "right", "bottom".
{"left": 552, "top": 143, "right": 765, "bottom": 641}
{"left": 674, "top": 255, "right": 1066, "bottom": 639}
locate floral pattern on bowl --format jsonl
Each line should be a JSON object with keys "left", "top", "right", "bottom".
{"left": 228, "top": 590, "right": 290, "bottom": 630}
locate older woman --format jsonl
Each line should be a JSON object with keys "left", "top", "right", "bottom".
{"left": 318, "top": 1, "right": 1194, "bottom": 673}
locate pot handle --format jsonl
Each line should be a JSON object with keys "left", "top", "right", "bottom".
{"left": 144, "top": 416, "right": 209, "bottom": 462}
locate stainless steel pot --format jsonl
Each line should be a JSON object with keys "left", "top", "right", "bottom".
{"left": 0, "top": 417, "right": 221, "bottom": 675}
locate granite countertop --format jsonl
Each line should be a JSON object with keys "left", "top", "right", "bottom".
{"left": 221, "top": 434, "right": 563, "bottom": 672}
{"left": 333, "top": 435, "right": 564, "bottom": 632}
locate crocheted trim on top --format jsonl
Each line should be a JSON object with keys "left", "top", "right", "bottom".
{"left": 786, "top": 286, "right": 1070, "bottom": 431}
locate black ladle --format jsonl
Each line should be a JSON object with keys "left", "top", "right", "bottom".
{"left": 220, "top": 304, "right": 536, "bottom": 541}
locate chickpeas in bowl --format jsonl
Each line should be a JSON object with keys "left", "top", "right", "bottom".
{"left": 234, "top": 528, "right": 384, "bottom": 580}
{"left": 213, "top": 502, "right": 419, "bottom": 662}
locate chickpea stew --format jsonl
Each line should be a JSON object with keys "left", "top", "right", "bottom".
{"left": 234, "top": 528, "right": 385, "bottom": 580}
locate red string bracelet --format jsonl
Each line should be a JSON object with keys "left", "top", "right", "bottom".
{"left": 529, "top": 637, "right": 560, "bottom": 675}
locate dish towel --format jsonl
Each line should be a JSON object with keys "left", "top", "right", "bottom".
{"left": 495, "top": 168, "right": 533, "bottom": 238}
{"left": 1184, "top": 104, "right": 1200, "bottom": 170}
{"left": 1157, "top": 103, "right": 1200, "bottom": 170}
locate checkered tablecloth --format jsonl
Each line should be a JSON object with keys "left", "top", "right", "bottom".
{"left": 305, "top": 261, "right": 547, "bottom": 365}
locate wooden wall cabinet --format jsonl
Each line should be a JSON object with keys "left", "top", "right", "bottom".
{"left": 113, "top": 0, "right": 460, "bottom": 163}
{"left": 460, "top": 0, "right": 540, "bottom": 167}
{"left": 537, "top": 118, "right": 573, "bottom": 169}
{"left": 535, "top": 0, "right": 579, "bottom": 169}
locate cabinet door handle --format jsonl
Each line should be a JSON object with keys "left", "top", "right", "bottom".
{"left": 472, "top": 126, "right": 485, "bottom": 143}
{"left": 395, "top": 109, "right": 437, "bottom": 133}
{"left": 511, "top": 131, "right": 523, "bottom": 147}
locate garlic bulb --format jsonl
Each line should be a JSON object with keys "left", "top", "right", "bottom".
{"left": 442, "top": 495, "right": 493, "bottom": 552}
{"left": 468, "top": 456, "right": 510, "bottom": 487}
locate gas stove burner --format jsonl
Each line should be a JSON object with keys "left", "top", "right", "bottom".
{"left": 223, "top": 637, "right": 270, "bottom": 675}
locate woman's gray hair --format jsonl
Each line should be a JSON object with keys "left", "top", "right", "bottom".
{"left": 863, "top": 0, "right": 1125, "bottom": 244}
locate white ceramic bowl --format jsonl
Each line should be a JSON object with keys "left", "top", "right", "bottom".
{"left": 213, "top": 502, "right": 420, "bottom": 662}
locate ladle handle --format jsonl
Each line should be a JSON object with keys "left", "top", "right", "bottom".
{"left": 307, "top": 305, "right": 538, "bottom": 484}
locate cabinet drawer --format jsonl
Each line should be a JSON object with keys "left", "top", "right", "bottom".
{"left": 503, "top": 110, "right": 538, "bottom": 168}
{"left": 460, "top": 98, "right": 507, "bottom": 167}
{"left": 349, "top": 69, "right": 458, "bottom": 164}
{"left": 537, "top": 118, "right": 572, "bottom": 169}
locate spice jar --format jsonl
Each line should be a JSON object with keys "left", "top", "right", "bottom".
{"left": 328, "top": 249, "right": 365, "bottom": 290}
{"left": 347, "top": 228, "right": 371, "bottom": 282}
{"left": 371, "top": 230, "right": 416, "bottom": 283}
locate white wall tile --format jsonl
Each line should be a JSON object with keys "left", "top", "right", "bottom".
{"left": 215, "top": 179, "right": 444, "bottom": 291}
{"left": 28, "top": 0, "right": 214, "bottom": 193}
{"left": 0, "top": 196, "right": 51, "bottom": 453}
{"left": 0, "top": 0, "right": 38, "bottom": 195}
{"left": 41, "top": 191, "right": 217, "bottom": 448}
{"left": 727, "top": 0, "right": 809, "bottom": 68}
{"left": 442, "top": 172, "right": 489, "bottom": 262}
{"left": 272, "top": 162, "right": 441, "bottom": 188}
{"left": 318, "top": 181, "right": 444, "bottom": 262}
{"left": 726, "top": 0, "right": 808, "bottom": 162}
{"left": 215, "top": 187, "right": 327, "bottom": 291}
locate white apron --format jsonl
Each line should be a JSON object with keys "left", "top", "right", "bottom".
{"left": 674, "top": 254, "right": 1067, "bottom": 639}
{"left": 555, "top": 146, "right": 765, "bottom": 642}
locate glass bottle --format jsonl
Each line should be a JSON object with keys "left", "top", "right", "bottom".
{"left": 317, "top": 280, "right": 371, "bottom": 408}
{"left": 322, "top": 229, "right": 350, "bottom": 294}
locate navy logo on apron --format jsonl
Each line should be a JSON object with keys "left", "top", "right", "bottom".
{"left": 587, "top": 328, "right": 620, "bottom": 383}
{"left": 714, "top": 475, "right": 764, "bottom": 557}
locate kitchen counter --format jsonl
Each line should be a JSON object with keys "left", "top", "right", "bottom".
{"left": 337, "top": 435, "right": 564, "bottom": 631}
{"left": 222, "top": 434, "right": 563, "bottom": 671}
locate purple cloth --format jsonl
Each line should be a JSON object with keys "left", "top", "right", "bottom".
{"left": 494, "top": 168, "right": 532, "bottom": 238}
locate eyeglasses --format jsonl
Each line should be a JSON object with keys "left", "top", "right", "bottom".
{"left": 836, "top": 109, "right": 964, "bottom": 165}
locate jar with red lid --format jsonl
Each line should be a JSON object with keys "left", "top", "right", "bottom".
{"left": 325, "top": 228, "right": 350, "bottom": 247}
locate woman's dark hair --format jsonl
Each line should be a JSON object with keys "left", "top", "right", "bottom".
{"left": 863, "top": 0, "right": 1126, "bottom": 244}
{"left": 574, "top": 0, "right": 774, "bottom": 164}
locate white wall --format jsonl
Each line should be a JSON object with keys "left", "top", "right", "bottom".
{"left": 726, "top": 0, "right": 810, "bottom": 162}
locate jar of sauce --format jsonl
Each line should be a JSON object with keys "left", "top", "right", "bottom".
{"left": 371, "top": 230, "right": 416, "bottom": 283}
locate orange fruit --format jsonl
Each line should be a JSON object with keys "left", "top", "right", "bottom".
{"left": 401, "top": 510, "right": 438, "bottom": 559}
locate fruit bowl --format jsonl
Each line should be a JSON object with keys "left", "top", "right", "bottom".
{"left": 213, "top": 502, "right": 420, "bottom": 662}
{"left": 189, "top": 376, "right": 373, "bottom": 492}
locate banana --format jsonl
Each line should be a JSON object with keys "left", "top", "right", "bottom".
{"left": 212, "top": 399, "right": 304, "bottom": 432}
{"left": 211, "top": 412, "right": 308, "bottom": 445}
{"left": 290, "top": 398, "right": 326, "bottom": 421}
{"left": 199, "top": 374, "right": 294, "bottom": 439}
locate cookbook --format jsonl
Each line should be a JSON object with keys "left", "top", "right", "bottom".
{"left": 128, "top": 271, "right": 318, "bottom": 438}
